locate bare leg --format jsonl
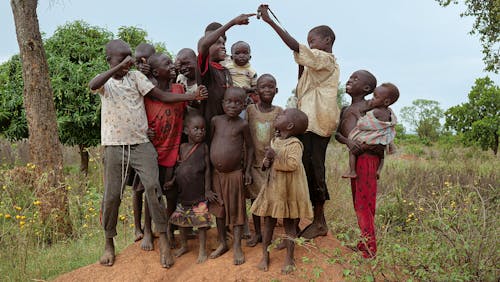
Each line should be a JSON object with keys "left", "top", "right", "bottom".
{"left": 233, "top": 225, "right": 245, "bottom": 265}
{"left": 133, "top": 190, "right": 144, "bottom": 242}
{"left": 197, "top": 227, "right": 208, "bottom": 263}
{"left": 342, "top": 151, "right": 358, "bottom": 179}
{"left": 300, "top": 202, "right": 328, "bottom": 239}
{"left": 209, "top": 217, "right": 228, "bottom": 259}
{"left": 282, "top": 218, "right": 297, "bottom": 274}
{"left": 246, "top": 213, "right": 262, "bottom": 247}
{"left": 242, "top": 201, "right": 251, "bottom": 239}
{"left": 174, "top": 227, "right": 189, "bottom": 257}
{"left": 141, "top": 199, "right": 154, "bottom": 251}
{"left": 100, "top": 237, "right": 115, "bottom": 266}
{"left": 159, "top": 232, "right": 174, "bottom": 268}
{"left": 164, "top": 167, "right": 177, "bottom": 248}
{"left": 257, "top": 217, "right": 276, "bottom": 271}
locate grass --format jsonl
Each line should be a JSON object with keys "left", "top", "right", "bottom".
{"left": 0, "top": 139, "right": 499, "bottom": 281}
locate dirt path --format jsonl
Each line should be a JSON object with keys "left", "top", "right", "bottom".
{"left": 54, "top": 222, "right": 352, "bottom": 282}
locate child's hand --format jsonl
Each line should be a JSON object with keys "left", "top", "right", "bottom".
{"left": 120, "top": 55, "right": 134, "bottom": 68}
{"left": 264, "top": 146, "right": 275, "bottom": 160}
{"left": 244, "top": 171, "right": 253, "bottom": 186}
{"left": 347, "top": 140, "right": 362, "bottom": 155}
{"left": 137, "top": 57, "right": 151, "bottom": 76}
{"left": 206, "top": 190, "right": 222, "bottom": 205}
{"left": 195, "top": 85, "right": 209, "bottom": 100}
{"left": 232, "top": 13, "right": 256, "bottom": 26}
{"left": 146, "top": 127, "right": 155, "bottom": 141}
{"left": 257, "top": 4, "right": 271, "bottom": 23}
{"left": 163, "top": 176, "right": 176, "bottom": 191}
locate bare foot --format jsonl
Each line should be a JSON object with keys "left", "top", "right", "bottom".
{"left": 342, "top": 171, "right": 357, "bottom": 179}
{"left": 141, "top": 231, "right": 154, "bottom": 251}
{"left": 99, "top": 238, "right": 115, "bottom": 266}
{"left": 233, "top": 245, "right": 245, "bottom": 265}
{"left": 209, "top": 243, "right": 229, "bottom": 259}
{"left": 174, "top": 246, "right": 189, "bottom": 257}
{"left": 276, "top": 239, "right": 286, "bottom": 250}
{"left": 257, "top": 255, "right": 269, "bottom": 271}
{"left": 246, "top": 234, "right": 262, "bottom": 247}
{"left": 281, "top": 262, "right": 296, "bottom": 274}
{"left": 159, "top": 234, "right": 174, "bottom": 268}
{"left": 197, "top": 251, "right": 208, "bottom": 264}
{"left": 300, "top": 223, "right": 328, "bottom": 239}
{"left": 134, "top": 228, "right": 144, "bottom": 242}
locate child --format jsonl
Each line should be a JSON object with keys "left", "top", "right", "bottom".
{"left": 197, "top": 13, "right": 255, "bottom": 140}
{"left": 88, "top": 39, "right": 206, "bottom": 268}
{"left": 131, "top": 42, "right": 156, "bottom": 247}
{"left": 338, "top": 82, "right": 399, "bottom": 259}
{"left": 245, "top": 74, "right": 283, "bottom": 247}
{"left": 251, "top": 108, "right": 313, "bottom": 274}
{"left": 175, "top": 48, "right": 199, "bottom": 95}
{"left": 225, "top": 41, "right": 258, "bottom": 103}
{"left": 343, "top": 83, "right": 399, "bottom": 179}
{"left": 208, "top": 87, "right": 254, "bottom": 265}
{"left": 167, "top": 113, "right": 216, "bottom": 264}
{"left": 258, "top": 5, "right": 340, "bottom": 239}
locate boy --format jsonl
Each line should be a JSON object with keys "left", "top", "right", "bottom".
{"left": 208, "top": 87, "right": 254, "bottom": 265}
{"left": 197, "top": 13, "right": 255, "bottom": 140}
{"left": 258, "top": 5, "right": 340, "bottom": 239}
{"left": 89, "top": 39, "right": 206, "bottom": 268}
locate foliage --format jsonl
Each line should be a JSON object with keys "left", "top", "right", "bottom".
{"left": 0, "top": 55, "right": 27, "bottom": 140}
{"left": 400, "top": 99, "right": 444, "bottom": 142}
{"left": 436, "top": 0, "right": 500, "bottom": 73}
{"left": 445, "top": 76, "right": 499, "bottom": 154}
{"left": 117, "top": 26, "right": 169, "bottom": 54}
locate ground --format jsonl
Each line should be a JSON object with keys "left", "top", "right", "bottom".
{"left": 54, "top": 221, "right": 353, "bottom": 282}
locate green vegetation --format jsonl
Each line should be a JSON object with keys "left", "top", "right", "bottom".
{"left": 0, "top": 140, "right": 498, "bottom": 281}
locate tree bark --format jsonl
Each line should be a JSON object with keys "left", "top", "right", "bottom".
{"left": 79, "top": 144, "right": 89, "bottom": 175}
{"left": 11, "top": 0, "right": 71, "bottom": 238}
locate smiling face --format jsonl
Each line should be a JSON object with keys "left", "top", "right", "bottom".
{"left": 231, "top": 42, "right": 251, "bottom": 67}
{"left": 175, "top": 49, "right": 197, "bottom": 79}
{"left": 345, "top": 70, "right": 376, "bottom": 98}
{"left": 185, "top": 115, "right": 206, "bottom": 144}
{"left": 222, "top": 87, "right": 246, "bottom": 118}
{"left": 209, "top": 36, "right": 227, "bottom": 63}
{"left": 256, "top": 75, "right": 277, "bottom": 105}
{"left": 152, "top": 54, "right": 176, "bottom": 81}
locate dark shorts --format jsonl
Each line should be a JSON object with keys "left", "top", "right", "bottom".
{"left": 299, "top": 132, "right": 331, "bottom": 203}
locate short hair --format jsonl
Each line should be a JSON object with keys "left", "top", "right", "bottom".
{"left": 359, "top": 70, "right": 377, "bottom": 94}
{"left": 256, "top": 73, "right": 276, "bottom": 85}
{"left": 184, "top": 112, "right": 205, "bottom": 127}
{"left": 287, "top": 109, "right": 309, "bottom": 135}
{"left": 224, "top": 87, "right": 246, "bottom": 100}
{"left": 204, "top": 22, "right": 226, "bottom": 41}
{"left": 148, "top": 52, "right": 171, "bottom": 69}
{"left": 310, "top": 25, "right": 335, "bottom": 45}
{"left": 380, "top": 82, "right": 400, "bottom": 104}
{"left": 105, "top": 39, "right": 131, "bottom": 59}
{"left": 135, "top": 43, "right": 156, "bottom": 57}
{"left": 231, "top": 41, "right": 251, "bottom": 54}
{"left": 177, "top": 48, "right": 196, "bottom": 59}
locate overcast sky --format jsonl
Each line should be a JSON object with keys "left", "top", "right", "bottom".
{"left": 1, "top": 0, "right": 498, "bottom": 122}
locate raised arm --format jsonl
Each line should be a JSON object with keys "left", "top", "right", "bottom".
{"left": 198, "top": 14, "right": 255, "bottom": 58}
{"left": 258, "top": 5, "right": 299, "bottom": 52}
{"left": 146, "top": 85, "right": 208, "bottom": 103}
{"left": 89, "top": 56, "right": 133, "bottom": 91}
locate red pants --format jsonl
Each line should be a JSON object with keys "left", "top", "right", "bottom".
{"left": 350, "top": 153, "right": 380, "bottom": 258}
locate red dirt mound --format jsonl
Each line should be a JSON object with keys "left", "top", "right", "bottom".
{"left": 54, "top": 223, "right": 352, "bottom": 282}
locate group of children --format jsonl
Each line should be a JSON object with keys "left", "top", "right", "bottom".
{"left": 89, "top": 4, "right": 399, "bottom": 274}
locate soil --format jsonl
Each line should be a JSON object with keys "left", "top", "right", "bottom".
{"left": 54, "top": 221, "right": 353, "bottom": 282}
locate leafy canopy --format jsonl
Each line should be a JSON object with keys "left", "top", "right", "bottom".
{"left": 400, "top": 99, "right": 444, "bottom": 142}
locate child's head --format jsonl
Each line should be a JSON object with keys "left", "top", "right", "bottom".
{"left": 346, "top": 70, "right": 377, "bottom": 98}
{"left": 222, "top": 87, "right": 246, "bottom": 117}
{"left": 230, "top": 41, "right": 251, "bottom": 67}
{"left": 134, "top": 43, "right": 156, "bottom": 68}
{"left": 148, "top": 53, "right": 176, "bottom": 82}
{"left": 175, "top": 48, "right": 197, "bottom": 80}
{"left": 203, "top": 22, "right": 227, "bottom": 63}
{"left": 205, "top": 22, "right": 227, "bottom": 41}
{"left": 105, "top": 39, "right": 132, "bottom": 78}
{"left": 256, "top": 74, "right": 278, "bottom": 105}
{"left": 307, "top": 25, "right": 335, "bottom": 52}
{"left": 275, "top": 108, "right": 309, "bottom": 137}
{"left": 184, "top": 113, "right": 206, "bottom": 144}
{"left": 370, "top": 83, "right": 400, "bottom": 108}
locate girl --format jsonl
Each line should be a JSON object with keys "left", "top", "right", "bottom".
{"left": 245, "top": 74, "right": 283, "bottom": 247}
{"left": 250, "top": 108, "right": 313, "bottom": 274}
{"left": 167, "top": 114, "right": 217, "bottom": 264}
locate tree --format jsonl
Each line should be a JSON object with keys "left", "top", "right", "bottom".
{"left": 436, "top": 0, "right": 500, "bottom": 73}
{"left": 445, "top": 77, "right": 499, "bottom": 154}
{"left": 44, "top": 21, "right": 112, "bottom": 173}
{"left": 0, "top": 55, "right": 26, "bottom": 140}
{"left": 10, "top": 0, "right": 70, "bottom": 237}
{"left": 400, "top": 99, "right": 444, "bottom": 142}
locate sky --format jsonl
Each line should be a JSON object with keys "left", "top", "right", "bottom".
{"left": 1, "top": 0, "right": 498, "bottom": 126}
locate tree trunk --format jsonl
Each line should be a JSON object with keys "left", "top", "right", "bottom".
{"left": 11, "top": 0, "right": 71, "bottom": 238}
{"left": 79, "top": 144, "right": 89, "bottom": 175}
